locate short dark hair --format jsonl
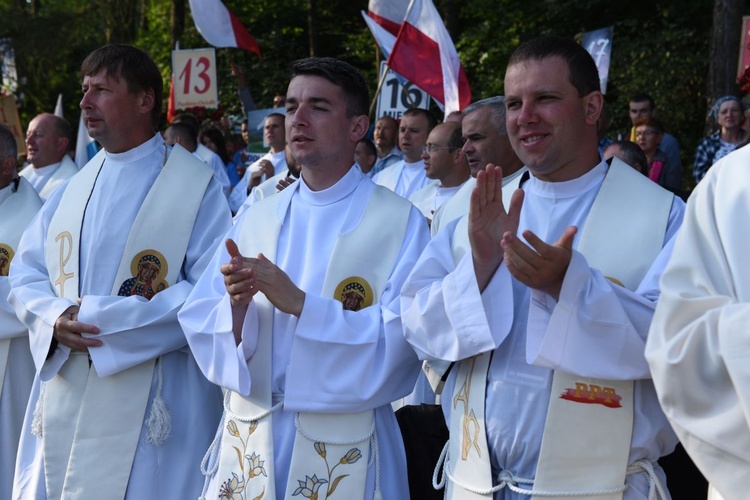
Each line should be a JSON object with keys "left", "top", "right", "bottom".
{"left": 265, "top": 112, "right": 285, "bottom": 123}
{"left": 508, "top": 36, "right": 600, "bottom": 97}
{"left": 356, "top": 138, "right": 377, "bottom": 157}
{"left": 607, "top": 140, "right": 648, "bottom": 175}
{"left": 445, "top": 122, "right": 465, "bottom": 150}
{"left": 464, "top": 96, "right": 507, "bottom": 135}
{"left": 630, "top": 93, "right": 655, "bottom": 110}
{"left": 172, "top": 113, "right": 200, "bottom": 137}
{"left": 0, "top": 123, "right": 17, "bottom": 159}
{"left": 167, "top": 122, "right": 197, "bottom": 150}
{"left": 81, "top": 44, "right": 163, "bottom": 126}
{"left": 634, "top": 117, "right": 665, "bottom": 134}
{"left": 290, "top": 57, "right": 369, "bottom": 117}
{"left": 403, "top": 107, "right": 437, "bottom": 132}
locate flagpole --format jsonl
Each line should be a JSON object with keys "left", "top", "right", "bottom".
{"left": 398, "top": 81, "right": 417, "bottom": 108}
{"left": 368, "top": 64, "right": 390, "bottom": 118}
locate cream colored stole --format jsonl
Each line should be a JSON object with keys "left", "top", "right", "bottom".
{"left": 42, "top": 144, "right": 212, "bottom": 499}
{"left": 420, "top": 178, "right": 522, "bottom": 399}
{"left": 216, "top": 180, "right": 412, "bottom": 500}
{"left": 532, "top": 159, "right": 672, "bottom": 499}
{"left": 441, "top": 176, "right": 524, "bottom": 499}
{"left": 0, "top": 177, "right": 43, "bottom": 398}
{"left": 444, "top": 159, "right": 672, "bottom": 498}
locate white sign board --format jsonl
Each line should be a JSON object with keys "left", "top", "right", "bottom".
{"left": 172, "top": 48, "right": 218, "bottom": 109}
{"left": 376, "top": 62, "right": 430, "bottom": 120}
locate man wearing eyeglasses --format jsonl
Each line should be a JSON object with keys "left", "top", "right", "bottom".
{"left": 409, "top": 122, "right": 470, "bottom": 225}
{"left": 374, "top": 107, "right": 436, "bottom": 199}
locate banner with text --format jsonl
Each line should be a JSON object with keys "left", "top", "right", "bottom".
{"left": 583, "top": 27, "right": 614, "bottom": 95}
{"left": 172, "top": 48, "right": 219, "bottom": 110}
{"left": 376, "top": 62, "right": 431, "bottom": 121}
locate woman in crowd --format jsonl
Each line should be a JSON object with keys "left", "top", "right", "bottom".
{"left": 693, "top": 95, "right": 746, "bottom": 183}
{"left": 633, "top": 117, "right": 681, "bottom": 193}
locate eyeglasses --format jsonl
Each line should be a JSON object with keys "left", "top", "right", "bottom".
{"left": 635, "top": 130, "right": 659, "bottom": 138}
{"left": 422, "top": 144, "right": 454, "bottom": 153}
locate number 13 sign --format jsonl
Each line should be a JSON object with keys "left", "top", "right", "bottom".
{"left": 172, "top": 48, "right": 218, "bottom": 110}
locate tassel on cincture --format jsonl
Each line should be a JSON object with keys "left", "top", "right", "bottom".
{"left": 31, "top": 382, "right": 46, "bottom": 437}
{"left": 145, "top": 357, "right": 171, "bottom": 446}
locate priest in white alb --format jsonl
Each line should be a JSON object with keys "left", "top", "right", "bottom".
{"left": 401, "top": 37, "right": 685, "bottom": 499}
{"left": 374, "top": 107, "right": 436, "bottom": 199}
{"left": 9, "top": 44, "right": 231, "bottom": 499}
{"left": 409, "top": 121, "right": 470, "bottom": 226}
{"left": 20, "top": 113, "right": 78, "bottom": 201}
{"left": 179, "top": 57, "right": 429, "bottom": 500}
{"left": 430, "top": 97, "right": 525, "bottom": 237}
{"left": 0, "top": 123, "right": 43, "bottom": 500}
{"left": 646, "top": 144, "right": 750, "bottom": 500}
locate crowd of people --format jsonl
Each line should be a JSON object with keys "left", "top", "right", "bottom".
{"left": 1, "top": 36, "right": 749, "bottom": 500}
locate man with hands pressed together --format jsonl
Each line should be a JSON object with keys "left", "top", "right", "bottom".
{"left": 179, "top": 57, "right": 429, "bottom": 500}
{"left": 401, "top": 36, "right": 684, "bottom": 499}
{"left": 9, "top": 44, "right": 230, "bottom": 499}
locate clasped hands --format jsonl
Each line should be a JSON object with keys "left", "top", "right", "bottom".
{"left": 53, "top": 299, "right": 102, "bottom": 352}
{"left": 468, "top": 164, "right": 576, "bottom": 300}
{"left": 221, "top": 239, "right": 305, "bottom": 317}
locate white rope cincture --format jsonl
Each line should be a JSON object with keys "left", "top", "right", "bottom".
{"left": 30, "top": 381, "right": 46, "bottom": 437}
{"left": 372, "top": 429, "right": 382, "bottom": 500}
{"left": 223, "top": 388, "right": 283, "bottom": 423}
{"left": 293, "top": 413, "right": 375, "bottom": 446}
{"left": 198, "top": 411, "right": 226, "bottom": 500}
{"left": 433, "top": 442, "right": 666, "bottom": 498}
{"left": 626, "top": 459, "right": 669, "bottom": 500}
{"left": 145, "top": 356, "right": 171, "bottom": 446}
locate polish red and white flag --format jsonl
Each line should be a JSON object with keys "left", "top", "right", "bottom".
{"left": 367, "top": 0, "right": 408, "bottom": 37}
{"left": 387, "top": 0, "right": 471, "bottom": 115}
{"left": 188, "top": 0, "right": 261, "bottom": 57}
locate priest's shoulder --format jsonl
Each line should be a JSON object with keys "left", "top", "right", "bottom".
{"left": 371, "top": 182, "right": 413, "bottom": 212}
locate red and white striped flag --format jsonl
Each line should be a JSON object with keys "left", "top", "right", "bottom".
{"left": 367, "top": 0, "right": 408, "bottom": 37}
{"left": 387, "top": 0, "right": 471, "bottom": 115}
{"left": 188, "top": 0, "right": 261, "bottom": 57}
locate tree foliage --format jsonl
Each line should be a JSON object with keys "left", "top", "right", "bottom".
{"left": 0, "top": 0, "right": 745, "bottom": 187}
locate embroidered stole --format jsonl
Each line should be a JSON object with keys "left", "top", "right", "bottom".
{"left": 42, "top": 144, "right": 212, "bottom": 499}
{"left": 444, "top": 159, "right": 672, "bottom": 498}
{"left": 0, "top": 178, "right": 43, "bottom": 397}
{"left": 532, "top": 159, "right": 672, "bottom": 499}
{"left": 441, "top": 177, "right": 523, "bottom": 499}
{"left": 216, "top": 180, "right": 412, "bottom": 499}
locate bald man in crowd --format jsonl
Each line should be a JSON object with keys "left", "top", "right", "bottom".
{"left": 20, "top": 113, "right": 77, "bottom": 201}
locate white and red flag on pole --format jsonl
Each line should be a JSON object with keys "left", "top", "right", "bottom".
{"left": 386, "top": 0, "right": 471, "bottom": 115}
{"left": 367, "top": 0, "right": 408, "bottom": 37}
{"left": 361, "top": 11, "right": 397, "bottom": 58}
{"left": 188, "top": 0, "right": 261, "bottom": 57}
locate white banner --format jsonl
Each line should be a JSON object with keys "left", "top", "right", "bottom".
{"left": 376, "top": 62, "right": 431, "bottom": 121}
{"left": 172, "top": 48, "right": 219, "bottom": 109}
